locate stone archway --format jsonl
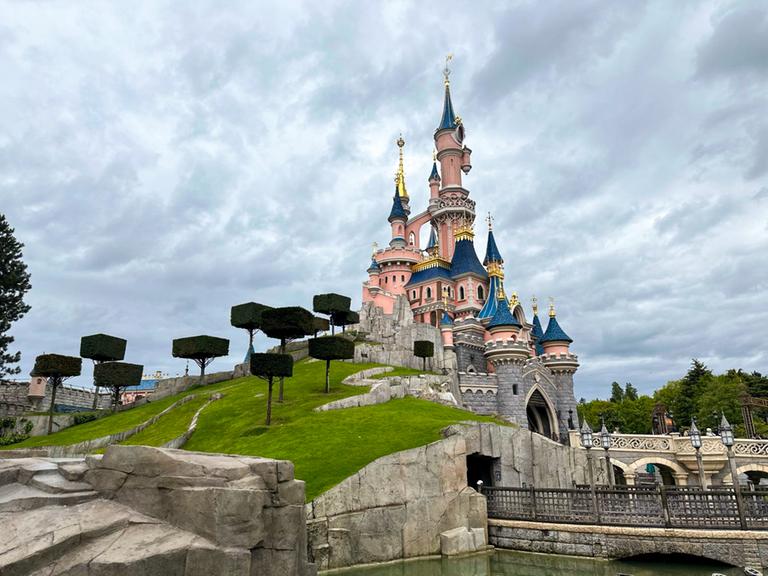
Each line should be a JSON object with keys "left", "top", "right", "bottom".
{"left": 628, "top": 457, "right": 689, "bottom": 486}
{"left": 525, "top": 387, "right": 557, "bottom": 440}
{"left": 723, "top": 463, "right": 768, "bottom": 486}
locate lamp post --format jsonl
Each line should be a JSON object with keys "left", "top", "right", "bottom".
{"left": 580, "top": 418, "right": 599, "bottom": 522}
{"left": 689, "top": 419, "right": 707, "bottom": 490}
{"left": 600, "top": 417, "right": 614, "bottom": 487}
{"left": 720, "top": 413, "right": 746, "bottom": 529}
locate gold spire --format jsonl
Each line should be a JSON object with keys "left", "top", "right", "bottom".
{"left": 453, "top": 216, "right": 474, "bottom": 241}
{"left": 443, "top": 53, "right": 453, "bottom": 86}
{"left": 548, "top": 297, "right": 556, "bottom": 318}
{"left": 509, "top": 291, "right": 519, "bottom": 308}
{"left": 531, "top": 296, "right": 538, "bottom": 316}
{"left": 433, "top": 148, "right": 437, "bottom": 162}
{"left": 395, "top": 135, "right": 408, "bottom": 198}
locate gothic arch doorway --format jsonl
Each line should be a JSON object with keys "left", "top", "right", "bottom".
{"left": 526, "top": 388, "right": 555, "bottom": 439}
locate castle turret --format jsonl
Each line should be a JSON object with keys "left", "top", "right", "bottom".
{"left": 366, "top": 253, "right": 381, "bottom": 291}
{"left": 478, "top": 214, "right": 504, "bottom": 320}
{"left": 440, "top": 309, "right": 454, "bottom": 348}
{"left": 531, "top": 297, "right": 545, "bottom": 356}
{"left": 486, "top": 291, "right": 521, "bottom": 341}
{"left": 428, "top": 151, "right": 441, "bottom": 199}
{"left": 450, "top": 221, "right": 488, "bottom": 318}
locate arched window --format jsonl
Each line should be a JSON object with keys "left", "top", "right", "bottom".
{"left": 384, "top": 277, "right": 388, "bottom": 284}
{"left": 459, "top": 286, "right": 465, "bottom": 300}
{"left": 401, "top": 275, "right": 405, "bottom": 282}
{"left": 409, "top": 232, "right": 415, "bottom": 246}
{"left": 426, "top": 287, "right": 432, "bottom": 299}
{"left": 477, "top": 285, "right": 485, "bottom": 301}
{"left": 412, "top": 290, "right": 417, "bottom": 299}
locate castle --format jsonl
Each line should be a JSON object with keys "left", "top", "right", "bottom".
{"left": 361, "top": 63, "right": 579, "bottom": 442}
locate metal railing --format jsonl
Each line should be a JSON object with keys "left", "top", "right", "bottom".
{"left": 482, "top": 484, "right": 768, "bottom": 530}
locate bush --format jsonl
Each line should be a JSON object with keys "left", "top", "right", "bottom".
{"left": 308, "top": 336, "right": 355, "bottom": 361}
{"left": 261, "top": 307, "right": 314, "bottom": 341}
{"left": 413, "top": 340, "right": 435, "bottom": 359}
{"left": 313, "top": 293, "right": 351, "bottom": 315}
{"left": 313, "top": 317, "right": 330, "bottom": 334}
{"left": 80, "top": 334, "right": 127, "bottom": 362}
{"left": 73, "top": 412, "right": 99, "bottom": 426}
{"left": 250, "top": 353, "right": 294, "bottom": 379}
{"left": 332, "top": 310, "right": 359, "bottom": 328}
{"left": 231, "top": 302, "right": 272, "bottom": 330}
{"left": 172, "top": 336, "right": 230, "bottom": 360}
{"left": 93, "top": 362, "right": 144, "bottom": 388}
{"left": 32, "top": 354, "right": 82, "bottom": 378}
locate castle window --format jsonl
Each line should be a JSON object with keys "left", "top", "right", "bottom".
{"left": 384, "top": 277, "right": 388, "bottom": 284}
{"left": 459, "top": 286, "right": 465, "bottom": 300}
{"left": 477, "top": 285, "right": 485, "bottom": 301}
{"left": 513, "top": 384, "right": 518, "bottom": 395}
{"left": 409, "top": 232, "right": 415, "bottom": 245}
{"left": 401, "top": 275, "right": 405, "bottom": 282}
{"left": 426, "top": 287, "right": 432, "bottom": 299}
{"left": 412, "top": 290, "right": 416, "bottom": 299}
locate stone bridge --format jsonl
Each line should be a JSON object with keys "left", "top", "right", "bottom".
{"left": 568, "top": 430, "right": 768, "bottom": 486}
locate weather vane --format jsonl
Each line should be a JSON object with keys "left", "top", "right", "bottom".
{"left": 443, "top": 53, "right": 453, "bottom": 85}
{"left": 486, "top": 212, "right": 494, "bottom": 230}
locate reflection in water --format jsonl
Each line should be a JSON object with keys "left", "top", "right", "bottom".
{"left": 340, "top": 550, "right": 743, "bottom": 576}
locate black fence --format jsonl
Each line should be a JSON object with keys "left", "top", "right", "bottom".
{"left": 482, "top": 485, "right": 768, "bottom": 530}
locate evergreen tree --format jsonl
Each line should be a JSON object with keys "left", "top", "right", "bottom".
{"left": 610, "top": 382, "right": 624, "bottom": 403}
{"left": 675, "top": 359, "right": 712, "bottom": 427}
{"left": 0, "top": 214, "right": 32, "bottom": 378}
{"left": 624, "top": 382, "right": 639, "bottom": 401}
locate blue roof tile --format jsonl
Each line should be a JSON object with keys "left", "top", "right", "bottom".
{"left": 532, "top": 313, "right": 545, "bottom": 355}
{"left": 441, "top": 311, "right": 453, "bottom": 325}
{"left": 438, "top": 85, "right": 457, "bottom": 131}
{"left": 388, "top": 192, "right": 407, "bottom": 221}
{"left": 487, "top": 297, "right": 521, "bottom": 329}
{"left": 405, "top": 265, "right": 453, "bottom": 286}
{"left": 478, "top": 275, "right": 501, "bottom": 319}
{"left": 483, "top": 229, "right": 503, "bottom": 265}
{"left": 541, "top": 316, "right": 573, "bottom": 343}
{"left": 450, "top": 239, "right": 488, "bottom": 279}
{"left": 429, "top": 161, "right": 440, "bottom": 181}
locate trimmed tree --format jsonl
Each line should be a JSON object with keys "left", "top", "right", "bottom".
{"left": 261, "top": 307, "right": 314, "bottom": 403}
{"left": 0, "top": 214, "right": 32, "bottom": 378}
{"left": 80, "top": 333, "right": 127, "bottom": 409}
{"left": 312, "top": 316, "right": 330, "bottom": 337}
{"left": 313, "top": 293, "right": 351, "bottom": 335}
{"left": 32, "top": 354, "right": 82, "bottom": 434}
{"left": 93, "top": 361, "right": 143, "bottom": 411}
{"left": 308, "top": 336, "right": 355, "bottom": 393}
{"left": 172, "top": 335, "right": 229, "bottom": 387}
{"left": 250, "top": 353, "right": 293, "bottom": 425}
{"left": 333, "top": 310, "right": 360, "bottom": 334}
{"left": 230, "top": 302, "right": 272, "bottom": 363}
{"left": 413, "top": 340, "right": 434, "bottom": 371}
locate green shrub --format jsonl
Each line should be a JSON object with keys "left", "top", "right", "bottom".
{"left": 313, "top": 317, "right": 330, "bottom": 335}
{"left": 231, "top": 302, "right": 272, "bottom": 330}
{"left": 0, "top": 433, "right": 29, "bottom": 446}
{"left": 172, "top": 336, "right": 230, "bottom": 360}
{"left": 250, "top": 353, "right": 294, "bottom": 379}
{"left": 32, "top": 354, "right": 82, "bottom": 377}
{"left": 413, "top": 340, "right": 435, "bottom": 358}
{"left": 261, "top": 307, "right": 314, "bottom": 341}
{"left": 80, "top": 334, "right": 127, "bottom": 362}
{"left": 73, "top": 412, "right": 99, "bottom": 426}
{"left": 332, "top": 310, "right": 360, "bottom": 328}
{"left": 308, "top": 336, "right": 355, "bottom": 361}
{"left": 93, "top": 362, "right": 144, "bottom": 388}
{"left": 313, "top": 293, "right": 351, "bottom": 315}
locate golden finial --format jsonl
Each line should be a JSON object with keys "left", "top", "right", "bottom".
{"left": 548, "top": 297, "right": 556, "bottom": 318}
{"left": 531, "top": 296, "right": 538, "bottom": 315}
{"left": 395, "top": 134, "right": 408, "bottom": 198}
{"left": 443, "top": 53, "right": 453, "bottom": 86}
{"left": 372, "top": 242, "right": 378, "bottom": 256}
{"left": 510, "top": 291, "right": 519, "bottom": 307}
{"left": 486, "top": 212, "right": 494, "bottom": 230}
{"left": 433, "top": 149, "right": 437, "bottom": 162}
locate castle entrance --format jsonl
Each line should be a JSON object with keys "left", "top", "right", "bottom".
{"left": 526, "top": 389, "right": 554, "bottom": 438}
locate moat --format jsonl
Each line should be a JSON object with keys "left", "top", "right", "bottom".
{"left": 341, "top": 550, "right": 742, "bottom": 576}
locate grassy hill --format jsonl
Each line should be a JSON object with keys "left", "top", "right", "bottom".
{"left": 4, "top": 360, "right": 501, "bottom": 500}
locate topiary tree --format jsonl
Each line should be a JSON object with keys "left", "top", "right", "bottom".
{"left": 32, "top": 354, "right": 82, "bottom": 434}
{"left": 261, "top": 307, "right": 313, "bottom": 403}
{"left": 80, "top": 333, "right": 127, "bottom": 409}
{"left": 93, "top": 361, "right": 143, "bottom": 411}
{"left": 172, "top": 335, "right": 229, "bottom": 387}
{"left": 250, "top": 353, "right": 293, "bottom": 425}
{"left": 312, "top": 316, "right": 330, "bottom": 337}
{"left": 230, "top": 302, "right": 272, "bottom": 363}
{"left": 313, "top": 293, "right": 351, "bottom": 335}
{"left": 413, "top": 340, "right": 434, "bottom": 371}
{"left": 333, "top": 310, "right": 360, "bottom": 334}
{"left": 308, "top": 336, "right": 355, "bottom": 393}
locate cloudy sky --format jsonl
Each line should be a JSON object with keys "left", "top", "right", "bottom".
{"left": 1, "top": 0, "right": 766, "bottom": 399}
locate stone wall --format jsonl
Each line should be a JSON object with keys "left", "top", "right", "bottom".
{"left": 306, "top": 422, "right": 599, "bottom": 570}
{"left": 314, "top": 374, "right": 457, "bottom": 412}
{"left": 0, "top": 381, "right": 30, "bottom": 416}
{"left": 152, "top": 370, "right": 234, "bottom": 400}
{"left": 489, "top": 519, "right": 768, "bottom": 570}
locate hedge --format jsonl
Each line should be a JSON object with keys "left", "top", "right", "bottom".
{"left": 332, "top": 310, "right": 360, "bottom": 327}
{"left": 308, "top": 336, "right": 355, "bottom": 361}
{"left": 93, "top": 362, "right": 143, "bottom": 388}
{"left": 80, "top": 333, "right": 127, "bottom": 362}
{"left": 172, "top": 336, "right": 230, "bottom": 360}
{"left": 261, "top": 307, "right": 314, "bottom": 341}
{"left": 313, "top": 293, "right": 351, "bottom": 315}
{"left": 32, "top": 354, "right": 82, "bottom": 378}
{"left": 250, "top": 353, "right": 294, "bottom": 379}
{"left": 413, "top": 341, "right": 435, "bottom": 359}
{"left": 231, "top": 302, "right": 273, "bottom": 330}
{"left": 313, "top": 317, "right": 330, "bottom": 334}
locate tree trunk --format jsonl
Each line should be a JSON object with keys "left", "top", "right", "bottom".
{"left": 92, "top": 360, "right": 100, "bottom": 410}
{"left": 422, "top": 357, "right": 426, "bottom": 371}
{"left": 325, "top": 360, "right": 331, "bottom": 393}
{"left": 47, "top": 378, "right": 59, "bottom": 435}
{"left": 248, "top": 329, "right": 254, "bottom": 361}
{"left": 278, "top": 339, "right": 286, "bottom": 403}
{"left": 266, "top": 376, "right": 273, "bottom": 426}
{"left": 112, "top": 386, "right": 121, "bottom": 412}
{"left": 199, "top": 359, "right": 206, "bottom": 388}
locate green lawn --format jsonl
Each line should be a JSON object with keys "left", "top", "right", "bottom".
{"left": 369, "top": 366, "right": 438, "bottom": 379}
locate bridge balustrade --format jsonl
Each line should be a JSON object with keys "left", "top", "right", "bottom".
{"left": 482, "top": 485, "right": 768, "bottom": 530}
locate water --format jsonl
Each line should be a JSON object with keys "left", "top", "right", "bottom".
{"left": 337, "top": 550, "right": 745, "bottom": 576}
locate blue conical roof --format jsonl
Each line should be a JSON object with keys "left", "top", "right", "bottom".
{"left": 441, "top": 311, "right": 453, "bottom": 326}
{"left": 483, "top": 229, "right": 503, "bottom": 265}
{"left": 367, "top": 257, "right": 381, "bottom": 273}
{"left": 477, "top": 275, "right": 501, "bottom": 319}
{"left": 388, "top": 191, "right": 407, "bottom": 222}
{"left": 426, "top": 227, "right": 438, "bottom": 251}
{"left": 488, "top": 296, "right": 521, "bottom": 329}
{"left": 541, "top": 315, "right": 572, "bottom": 343}
{"left": 438, "top": 84, "right": 457, "bottom": 131}
{"left": 532, "top": 313, "right": 545, "bottom": 355}
{"left": 429, "top": 161, "right": 440, "bottom": 181}
{"left": 450, "top": 239, "right": 488, "bottom": 279}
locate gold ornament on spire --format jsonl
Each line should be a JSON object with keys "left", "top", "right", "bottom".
{"left": 510, "top": 291, "right": 519, "bottom": 308}
{"left": 395, "top": 134, "right": 408, "bottom": 199}
{"left": 531, "top": 296, "right": 538, "bottom": 316}
{"left": 453, "top": 216, "right": 475, "bottom": 241}
{"left": 548, "top": 297, "right": 556, "bottom": 318}
{"left": 433, "top": 149, "right": 437, "bottom": 162}
{"left": 443, "top": 53, "right": 453, "bottom": 86}
{"left": 372, "top": 242, "right": 378, "bottom": 256}
{"left": 486, "top": 212, "right": 494, "bottom": 230}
